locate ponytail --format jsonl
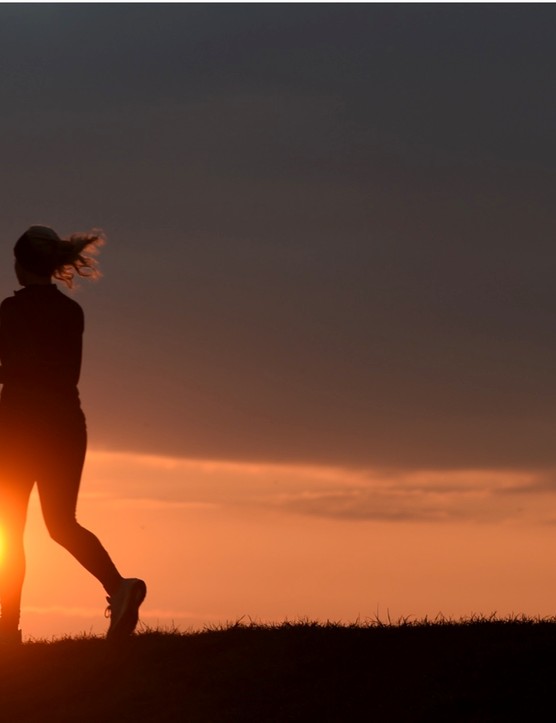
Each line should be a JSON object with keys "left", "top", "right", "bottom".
{"left": 53, "top": 230, "right": 105, "bottom": 288}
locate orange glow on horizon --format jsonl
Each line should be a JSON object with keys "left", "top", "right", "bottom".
{"left": 14, "top": 448, "right": 556, "bottom": 641}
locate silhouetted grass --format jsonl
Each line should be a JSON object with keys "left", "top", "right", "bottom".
{"left": 1, "top": 615, "right": 556, "bottom": 721}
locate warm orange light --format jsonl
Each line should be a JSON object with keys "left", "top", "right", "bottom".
{"left": 16, "top": 450, "right": 556, "bottom": 641}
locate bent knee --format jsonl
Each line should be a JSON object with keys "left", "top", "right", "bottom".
{"left": 46, "top": 518, "right": 81, "bottom": 546}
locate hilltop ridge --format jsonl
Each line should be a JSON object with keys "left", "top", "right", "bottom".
{"left": 1, "top": 618, "right": 554, "bottom": 722}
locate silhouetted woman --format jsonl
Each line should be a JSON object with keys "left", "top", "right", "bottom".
{"left": 0, "top": 225, "right": 146, "bottom": 645}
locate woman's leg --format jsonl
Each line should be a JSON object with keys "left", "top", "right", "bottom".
{"left": 36, "top": 428, "right": 123, "bottom": 597}
{"left": 0, "top": 479, "right": 34, "bottom": 632}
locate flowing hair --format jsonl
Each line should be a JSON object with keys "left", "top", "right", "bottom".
{"left": 53, "top": 230, "right": 106, "bottom": 288}
{"left": 14, "top": 226, "right": 106, "bottom": 289}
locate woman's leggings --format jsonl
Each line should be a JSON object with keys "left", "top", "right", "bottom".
{"left": 0, "top": 413, "right": 122, "bottom": 628}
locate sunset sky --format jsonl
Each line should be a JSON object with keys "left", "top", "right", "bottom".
{"left": 2, "top": 3, "right": 556, "bottom": 640}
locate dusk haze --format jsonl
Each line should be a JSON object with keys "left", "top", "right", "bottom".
{"left": 1, "top": 3, "right": 556, "bottom": 641}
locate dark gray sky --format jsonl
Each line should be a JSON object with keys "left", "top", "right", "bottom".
{"left": 1, "top": 3, "right": 556, "bottom": 470}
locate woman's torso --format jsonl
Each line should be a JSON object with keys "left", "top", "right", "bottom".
{"left": 0, "top": 284, "right": 84, "bottom": 418}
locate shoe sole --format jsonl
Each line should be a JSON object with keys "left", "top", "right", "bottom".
{"left": 107, "top": 579, "right": 147, "bottom": 641}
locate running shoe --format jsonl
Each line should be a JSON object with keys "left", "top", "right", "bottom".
{"left": 105, "top": 578, "right": 147, "bottom": 641}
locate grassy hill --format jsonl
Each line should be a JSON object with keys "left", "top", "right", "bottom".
{"left": 1, "top": 617, "right": 555, "bottom": 722}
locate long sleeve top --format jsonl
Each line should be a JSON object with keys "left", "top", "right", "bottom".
{"left": 0, "top": 284, "right": 84, "bottom": 410}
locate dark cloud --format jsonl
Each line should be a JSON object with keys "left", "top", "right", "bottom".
{"left": 280, "top": 491, "right": 471, "bottom": 524}
{"left": 1, "top": 5, "right": 556, "bottom": 469}
{"left": 274, "top": 474, "right": 530, "bottom": 524}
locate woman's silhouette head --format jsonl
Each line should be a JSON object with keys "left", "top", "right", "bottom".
{"left": 14, "top": 225, "right": 105, "bottom": 288}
